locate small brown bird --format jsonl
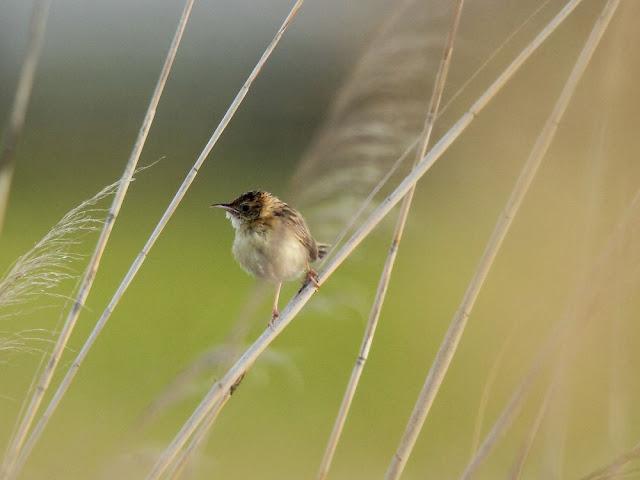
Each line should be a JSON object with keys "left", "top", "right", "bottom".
{"left": 211, "top": 191, "right": 328, "bottom": 324}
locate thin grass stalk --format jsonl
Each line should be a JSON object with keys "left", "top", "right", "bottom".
{"left": 13, "top": 0, "right": 304, "bottom": 471}
{"left": 320, "top": 0, "right": 560, "bottom": 264}
{"left": 461, "top": 367, "right": 539, "bottom": 480}
{"left": 0, "top": 0, "right": 51, "bottom": 234}
{"left": 316, "top": 3, "right": 465, "bottom": 479}
{"left": 165, "top": 395, "right": 231, "bottom": 480}
{"left": 0, "top": 2, "right": 196, "bottom": 477}
{"left": 458, "top": 182, "right": 640, "bottom": 480}
{"left": 469, "top": 325, "right": 516, "bottom": 458}
{"left": 139, "top": 284, "right": 268, "bottom": 427}
{"left": 165, "top": 371, "right": 251, "bottom": 480}
{"left": 579, "top": 442, "right": 640, "bottom": 480}
{"left": 598, "top": 5, "right": 629, "bottom": 449}
{"left": 508, "top": 379, "right": 556, "bottom": 480}
{"left": 387, "top": 2, "right": 620, "bottom": 478}
{"left": 469, "top": 198, "right": 594, "bottom": 480}
{"left": 151, "top": 291, "right": 266, "bottom": 473}
{"left": 467, "top": 48, "right": 632, "bottom": 480}
{"left": 146, "top": 2, "right": 590, "bottom": 476}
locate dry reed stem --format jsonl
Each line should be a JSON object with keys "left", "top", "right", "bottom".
{"left": 0, "top": 0, "right": 51, "bottom": 234}
{"left": 165, "top": 395, "right": 231, "bottom": 480}
{"left": 146, "top": 2, "right": 589, "bottom": 476}
{"left": 508, "top": 379, "right": 556, "bottom": 480}
{"left": 318, "top": 0, "right": 554, "bottom": 262}
{"left": 387, "top": 2, "right": 620, "bottom": 478}
{"left": 11, "top": 0, "right": 304, "bottom": 472}
{"left": 469, "top": 34, "right": 632, "bottom": 478}
{"left": 152, "top": 287, "right": 270, "bottom": 473}
{"left": 508, "top": 117, "right": 609, "bottom": 476}
{"left": 469, "top": 324, "right": 516, "bottom": 458}
{"left": 596, "top": 3, "right": 630, "bottom": 449}
{"left": 579, "top": 442, "right": 640, "bottom": 480}
{"left": 460, "top": 368, "right": 539, "bottom": 480}
{"left": 139, "top": 284, "right": 268, "bottom": 428}
{"left": 458, "top": 180, "right": 640, "bottom": 480}
{"left": 316, "top": 2, "right": 465, "bottom": 479}
{"left": 0, "top": 2, "right": 197, "bottom": 477}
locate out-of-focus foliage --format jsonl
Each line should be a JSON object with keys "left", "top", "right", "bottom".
{"left": 1, "top": 1, "right": 639, "bottom": 479}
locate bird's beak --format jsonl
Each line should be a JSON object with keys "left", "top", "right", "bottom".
{"left": 210, "top": 202, "right": 235, "bottom": 212}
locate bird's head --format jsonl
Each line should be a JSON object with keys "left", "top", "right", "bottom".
{"left": 211, "top": 190, "right": 279, "bottom": 228}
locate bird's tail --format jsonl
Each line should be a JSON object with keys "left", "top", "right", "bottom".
{"left": 317, "top": 243, "right": 330, "bottom": 260}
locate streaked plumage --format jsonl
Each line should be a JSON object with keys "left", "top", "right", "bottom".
{"left": 212, "top": 190, "right": 327, "bottom": 323}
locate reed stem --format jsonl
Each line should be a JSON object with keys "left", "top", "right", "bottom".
{"left": 579, "top": 442, "right": 640, "bottom": 480}
{"left": 316, "top": 2, "right": 465, "bottom": 478}
{"left": 457, "top": 182, "right": 640, "bottom": 480}
{"left": 10, "top": 0, "right": 303, "bottom": 473}
{"left": 0, "top": 3, "right": 196, "bottom": 477}
{"left": 508, "top": 379, "right": 556, "bottom": 480}
{"left": 0, "top": 0, "right": 51, "bottom": 234}
{"left": 146, "top": 1, "right": 590, "bottom": 476}
{"left": 387, "top": 2, "right": 620, "bottom": 478}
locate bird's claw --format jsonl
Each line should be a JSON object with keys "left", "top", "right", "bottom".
{"left": 304, "top": 269, "right": 320, "bottom": 291}
{"left": 269, "top": 309, "right": 280, "bottom": 328}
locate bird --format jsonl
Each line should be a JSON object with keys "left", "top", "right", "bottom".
{"left": 211, "top": 190, "right": 328, "bottom": 325}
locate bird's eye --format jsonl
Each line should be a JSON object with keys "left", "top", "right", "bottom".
{"left": 240, "top": 204, "right": 250, "bottom": 213}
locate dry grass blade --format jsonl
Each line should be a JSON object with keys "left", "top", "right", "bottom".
{"left": 0, "top": 2, "right": 196, "bottom": 477}
{"left": 386, "top": 2, "right": 620, "bottom": 478}
{"left": 0, "top": 0, "right": 51, "bottom": 235}
{"left": 316, "top": 2, "right": 465, "bottom": 479}
{"left": 13, "top": 1, "right": 304, "bottom": 475}
{"left": 146, "top": 2, "right": 589, "bottom": 476}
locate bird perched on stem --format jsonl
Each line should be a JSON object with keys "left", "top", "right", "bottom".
{"left": 212, "top": 190, "right": 328, "bottom": 325}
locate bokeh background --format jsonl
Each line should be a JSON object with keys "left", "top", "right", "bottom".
{"left": 1, "top": 0, "right": 639, "bottom": 479}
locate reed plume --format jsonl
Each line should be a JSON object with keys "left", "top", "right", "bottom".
{"left": 290, "top": 0, "right": 451, "bottom": 240}
{"left": 0, "top": 181, "right": 118, "bottom": 314}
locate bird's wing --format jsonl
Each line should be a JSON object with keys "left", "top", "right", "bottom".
{"left": 280, "top": 206, "right": 318, "bottom": 262}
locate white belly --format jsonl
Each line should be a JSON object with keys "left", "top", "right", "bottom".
{"left": 232, "top": 228, "right": 308, "bottom": 282}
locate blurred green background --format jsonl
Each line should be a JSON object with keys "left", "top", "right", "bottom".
{"left": 1, "top": 1, "right": 640, "bottom": 479}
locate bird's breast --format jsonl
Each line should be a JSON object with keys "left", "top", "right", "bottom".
{"left": 232, "top": 226, "right": 308, "bottom": 282}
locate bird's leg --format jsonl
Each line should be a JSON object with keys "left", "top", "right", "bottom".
{"left": 270, "top": 282, "right": 282, "bottom": 327}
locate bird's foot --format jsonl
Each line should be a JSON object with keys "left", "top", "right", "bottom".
{"left": 304, "top": 269, "right": 320, "bottom": 291}
{"left": 269, "top": 308, "right": 280, "bottom": 328}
